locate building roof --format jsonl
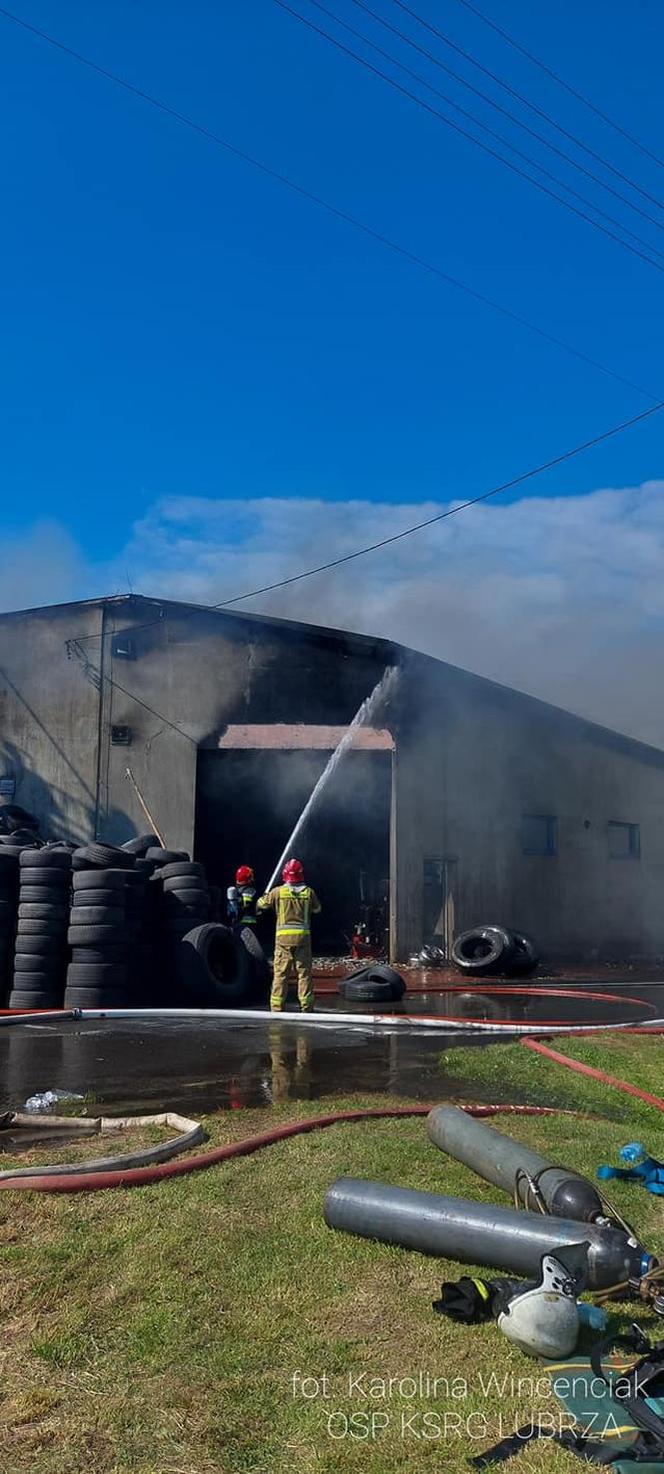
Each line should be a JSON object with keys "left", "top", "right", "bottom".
{"left": 1, "top": 591, "right": 663, "bottom": 766}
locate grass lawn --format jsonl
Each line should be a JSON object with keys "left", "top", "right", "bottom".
{"left": 0, "top": 1036, "right": 663, "bottom": 1473}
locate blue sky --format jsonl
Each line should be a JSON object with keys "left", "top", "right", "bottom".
{"left": 2, "top": 0, "right": 663, "bottom": 560}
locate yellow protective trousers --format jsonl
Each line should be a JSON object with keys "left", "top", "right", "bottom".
{"left": 271, "top": 937, "right": 314, "bottom": 1013}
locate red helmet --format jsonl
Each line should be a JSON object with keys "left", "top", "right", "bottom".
{"left": 283, "top": 858, "right": 304, "bottom": 884}
{"left": 235, "top": 865, "right": 254, "bottom": 886}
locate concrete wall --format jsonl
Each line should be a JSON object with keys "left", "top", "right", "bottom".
{"left": 2, "top": 596, "right": 664, "bottom": 960}
{"left": 393, "top": 653, "right": 664, "bottom": 960}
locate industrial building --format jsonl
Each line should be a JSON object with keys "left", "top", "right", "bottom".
{"left": 1, "top": 593, "right": 663, "bottom": 962}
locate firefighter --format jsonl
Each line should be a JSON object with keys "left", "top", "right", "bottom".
{"left": 227, "top": 865, "right": 258, "bottom": 929}
{"left": 257, "top": 859, "right": 321, "bottom": 1013}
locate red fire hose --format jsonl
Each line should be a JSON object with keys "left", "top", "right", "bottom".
{"left": 0, "top": 1103, "right": 565, "bottom": 1194}
{"left": 522, "top": 1037, "right": 664, "bottom": 1111}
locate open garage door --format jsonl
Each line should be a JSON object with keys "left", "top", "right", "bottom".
{"left": 195, "top": 725, "right": 393, "bottom": 956}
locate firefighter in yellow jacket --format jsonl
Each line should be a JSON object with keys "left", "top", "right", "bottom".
{"left": 257, "top": 859, "right": 321, "bottom": 1013}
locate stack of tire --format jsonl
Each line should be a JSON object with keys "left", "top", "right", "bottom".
{"left": 148, "top": 850, "right": 211, "bottom": 999}
{"left": 64, "top": 843, "right": 138, "bottom": 1010}
{"left": 9, "top": 846, "right": 73, "bottom": 1010}
{"left": 0, "top": 849, "right": 20, "bottom": 1005}
{"left": 451, "top": 925, "right": 540, "bottom": 977}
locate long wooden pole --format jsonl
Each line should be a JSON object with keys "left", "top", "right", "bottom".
{"left": 124, "top": 767, "right": 167, "bottom": 847}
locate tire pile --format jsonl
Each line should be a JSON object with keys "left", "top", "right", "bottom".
{"left": 451, "top": 925, "right": 539, "bottom": 977}
{"left": 9, "top": 846, "right": 73, "bottom": 1010}
{"left": 0, "top": 850, "right": 20, "bottom": 1005}
{"left": 65, "top": 843, "right": 146, "bottom": 1010}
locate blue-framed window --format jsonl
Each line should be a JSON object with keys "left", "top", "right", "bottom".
{"left": 522, "top": 814, "right": 557, "bottom": 856}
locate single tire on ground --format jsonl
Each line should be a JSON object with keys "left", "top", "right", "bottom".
{"left": 176, "top": 923, "right": 254, "bottom": 1007}
{"left": 451, "top": 925, "right": 517, "bottom": 976}
{"left": 338, "top": 978, "right": 404, "bottom": 1003}
{"left": 503, "top": 931, "right": 540, "bottom": 976}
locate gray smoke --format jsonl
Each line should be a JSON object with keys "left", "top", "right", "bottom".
{"left": 5, "top": 477, "right": 664, "bottom": 747}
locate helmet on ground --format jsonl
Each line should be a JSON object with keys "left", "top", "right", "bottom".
{"left": 283, "top": 858, "right": 304, "bottom": 884}
{"left": 497, "top": 1244, "right": 588, "bottom": 1359}
{"left": 236, "top": 865, "right": 254, "bottom": 886}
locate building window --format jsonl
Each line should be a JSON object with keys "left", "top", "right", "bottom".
{"left": 608, "top": 821, "right": 640, "bottom": 859}
{"left": 522, "top": 814, "right": 557, "bottom": 856}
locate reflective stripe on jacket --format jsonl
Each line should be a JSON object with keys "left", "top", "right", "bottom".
{"left": 257, "top": 884, "right": 321, "bottom": 939}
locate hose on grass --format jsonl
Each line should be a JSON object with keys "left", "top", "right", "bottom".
{"left": 0, "top": 1103, "right": 567, "bottom": 1194}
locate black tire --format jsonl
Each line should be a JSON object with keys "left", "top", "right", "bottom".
{"left": 18, "top": 867, "right": 70, "bottom": 887}
{"left": 17, "top": 885, "right": 69, "bottom": 904}
{"left": 238, "top": 926, "right": 271, "bottom": 1002}
{"left": 63, "top": 988, "right": 132, "bottom": 1009}
{"left": 69, "top": 906, "right": 125, "bottom": 927}
{"left": 0, "top": 845, "right": 34, "bottom": 858}
{"left": 159, "top": 862, "right": 205, "bottom": 883}
{"left": 13, "top": 955, "right": 66, "bottom": 974}
{"left": 451, "top": 926, "right": 517, "bottom": 976}
{"left": 19, "top": 848, "right": 70, "bottom": 870}
{"left": 66, "top": 964, "right": 129, "bottom": 986}
{"left": 69, "top": 888, "right": 126, "bottom": 907}
{"left": 121, "top": 833, "right": 159, "bottom": 855}
{"left": 504, "top": 932, "right": 540, "bottom": 977}
{"left": 73, "top": 870, "right": 131, "bottom": 892}
{"left": 72, "top": 844, "right": 136, "bottom": 871}
{"left": 67, "top": 925, "right": 126, "bottom": 946}
{"left": 351, "top": 964, "right": 406, "bottom": 993}
{"left": 71, "top": 946, "right": 129, "bottom": 964}
{"left": 338, "top": 978, "right": 404, "bottom": 1003}
{"left": 163, "top": 889, "right": 210, "bottom": 909}
{"left": 176, "top": 923, "right": 254, "bottom": 1007}
{"left": 18, "top": 903, "right": 69, "bottom": 921}
{"left": 15, "top": 921, "right": 60, "bottom": 938}
{"left": 14, "top": 936, "right": 65, "bottom": 956}
{"left": 145, "top": 848, "right": 189, "bottom": 865}
{"left": 162, "top": 873, "right": 208, "bottom": 892}
{"left": 8, "top": 992, "right": 63, "bottom": 1010}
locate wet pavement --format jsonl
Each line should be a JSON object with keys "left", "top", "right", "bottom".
{"left": 0, "top": 970, "right": 662, "bottom": 1117}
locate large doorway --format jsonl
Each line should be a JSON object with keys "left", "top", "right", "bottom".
{"left": 195, "top": 728, "right": 393, "bottom": 955}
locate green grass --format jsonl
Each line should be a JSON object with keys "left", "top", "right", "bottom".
{"left": 0, "top": 1038, "right": 662, "bottom": 1473}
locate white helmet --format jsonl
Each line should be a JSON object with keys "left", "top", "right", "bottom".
{"left": 497, "top": 1243, "right": 589, "bottom": 1360}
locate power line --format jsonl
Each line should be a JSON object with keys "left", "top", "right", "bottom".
{"left": 449, "top": 0, "right": 664, "bottom": 173}
{"left": 299, "top": 0, "right": 664, "bottom": 267}
{"left": 64, "top": 395, "right": 664, "bottom": 686}
{"left": 272, "top": 0, "right": 664, "bottom": 275}
{"left": 349, "top": 0, "right": 664, "bottom": 238}
{"left": 212, "top": 396, "right": 664, "bottom": 605}
{"left": 389, "top": 0, "right": 664, "bottom": 215}
{"left": 0, "top": 5, "right": 654, "bottom": 409}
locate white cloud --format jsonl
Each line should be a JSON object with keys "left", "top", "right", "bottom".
{"left": 117, "top": 479, "right": 664, "bottom": 746}
{"left": 6, "top": 482, "right": 664, "bottom": 747}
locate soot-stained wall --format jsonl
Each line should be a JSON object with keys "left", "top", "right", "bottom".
{"left": 2, "top": 594, "right": 664, "bottom": 961}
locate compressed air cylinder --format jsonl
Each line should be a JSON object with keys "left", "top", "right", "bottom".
{"left": 427, "top": 1106, "right": 604, "bottom": 1222}
{"left": 324, "top": 1178, "right": 650, "bottom": 1290}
